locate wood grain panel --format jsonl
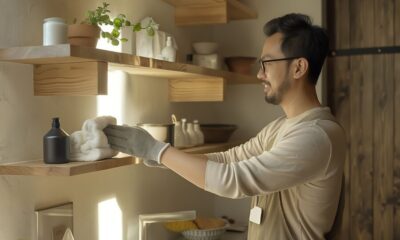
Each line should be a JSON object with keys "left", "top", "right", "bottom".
{"left": 373, "top": 53, "right": 394, "bottom": 240}
{"left": 327, "top": 0, "right": 351, "bottom": 238}
{"left": 394, "top": 52, "right": 400, "bottom": 240}
{"left": 329, "top": 0, "right": 398, "bottom": 239}
{"left": 393, "top": 0, "right": 400, "bottom": 238}
{"left": 0, "top": 155, "right": 137, "bottom": 176}
{"left": 169, "top": 78, "right": 224, "bottom": 102}
{"left": 329, "top": 57, "right": 351, "bottom": 240}
{"left": 0, "top": 44, "right": 259, "bottom": 85}
{"left": 227, "top": 0, "right": 257, "bottom": 20}
{"left": 349, "top": 0, "right": 375, "bottom": 239}
{"left": 349, "top": 55, "right": 374, "bottom": 240}
{"left": 162, "top": 0, "right": 256, "bottom": 25}
{"left": 34, "top": 61, "right": 107, "bottom": 96}
{"left": 373, "top": 0, "right": 395, "bottom": 238}
{"left": 0, "top": 143, "right": 237, "bottom": 176}
{"left": 175, "top": 2, "right": 227, "bottom": 25}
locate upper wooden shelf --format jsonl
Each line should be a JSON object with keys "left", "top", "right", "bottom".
{"left": 0, "top": 44, "right": 258, "bottom": 101}
{"left": 0, "top": 142, "right": 238, "bottom": 176}
{"left": 0, "top": 44, "right": 258, "bottom": 84}
{"left": 163, "top": 0, "right": 257, "bottom": 26}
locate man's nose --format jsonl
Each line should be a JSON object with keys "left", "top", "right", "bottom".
{"left": 257, "top": 68, "right": 266, "bottom": 80}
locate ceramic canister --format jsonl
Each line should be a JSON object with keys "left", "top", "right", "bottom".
{"left": 43, "top": 17, "right": 68, "bottom": 45}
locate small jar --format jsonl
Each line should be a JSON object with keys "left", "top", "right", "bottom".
{"left": 43, "top": 17, "right": 67, "bottom": 46}
{"left": 173, "top": 121, "right": 185, "bottom": 148}
{"left": 186, "top": 123, "right": 198, "bottom": 146}
{"left": 193, "top": 120, "right": 204, "bottom": 145}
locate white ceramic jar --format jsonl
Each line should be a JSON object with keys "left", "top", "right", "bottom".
{"left": 181, "top": 118, "right": 190, "bottom": 147}
{"left": 43, "top": 17, "right": 67, "bottom": 46}
{"left": 193, "top": 120, "right": 204, "bottom": 145}
{"left": 173, "top": 121, "right": 185, "bottom": 148}
{"left": 186, "top": 123, "right": 198, "bottom": 146}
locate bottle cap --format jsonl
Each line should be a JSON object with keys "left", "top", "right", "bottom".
{"left": 166, "top": 36, "right": 172, "bottom": 46}
{"left": 52, "top": 117, "right": 60, "bottom": 128}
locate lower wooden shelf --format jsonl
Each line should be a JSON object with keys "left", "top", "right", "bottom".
{"left": 0, "top": 142, "right": 239, "bottom": 176}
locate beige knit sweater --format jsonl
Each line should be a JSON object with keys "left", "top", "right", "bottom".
{"left": 205, "top": 107, "right": 345, "bottom": 240}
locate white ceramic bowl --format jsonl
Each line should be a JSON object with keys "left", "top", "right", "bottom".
{"left": 192, "top": 42, "right": 218, "bottom": 54}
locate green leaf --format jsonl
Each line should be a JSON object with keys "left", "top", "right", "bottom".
{"left": 146, "top": 27, "right": 155, "bottom": 36}
{"left": 133, "top": 23, "right": 142, "bottom": 32}
{"left": 101, "top": 32, "right": 106, "bottom": 38}
{"left": 100, "top": 15, "right": 109, "bottom": 23}
{"left": 125, "top": 20, "right": 131, "bottom": 26}
{"left": 111, "top": 28, "right": 120, "bottom": 38}
{"left": 121, "top": 38, "right": 128, "bottom": 42}
{"left": 112, "top": 39, "right": 119, "bottom": 46}
{"left": 113, "top": 18, "right": 122, "bottom": 28}
{"left": 104, "top": 32, "right": 113, "bottom": 39}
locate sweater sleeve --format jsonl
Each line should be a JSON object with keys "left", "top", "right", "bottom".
{"left": 204, "top": 125, "right": 332, "bottom": 199}
{"left": 205, "top": 135, "right": 264, "bottom": 164}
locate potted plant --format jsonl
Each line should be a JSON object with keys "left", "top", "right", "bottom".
{"left": 68, "top": 2, "right": 156, "bottom": 47}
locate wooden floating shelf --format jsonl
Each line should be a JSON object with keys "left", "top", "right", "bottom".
{"left": 0, "top": 142, "right": 239, "bottom": 176}
{"left": 163, "top": 0, "right": 257, "bottom": 26}
{"left": 0, "top": 44, "right": 258, "bottom": 101}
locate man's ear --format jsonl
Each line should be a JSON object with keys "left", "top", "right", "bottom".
{"left": 293, "top": 58, "right": 309, "bottom": 79}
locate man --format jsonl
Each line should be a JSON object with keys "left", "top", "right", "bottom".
{"left": 104, "top": 13, "right": 345, "bottom": 240}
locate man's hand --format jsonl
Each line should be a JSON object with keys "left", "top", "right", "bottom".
{"left": 103, "top": 124, "right": 170, "bottom": 165}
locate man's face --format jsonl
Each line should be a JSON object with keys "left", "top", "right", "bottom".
{"left": 257, "top": 33, "right": 292, "bottom": 105}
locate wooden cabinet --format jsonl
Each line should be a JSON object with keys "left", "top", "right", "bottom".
{"left": 163, "top": 0, "right": 257, "bottom": 26}
{"left": 0, "top": 44, "right": 258, "bottom": 101}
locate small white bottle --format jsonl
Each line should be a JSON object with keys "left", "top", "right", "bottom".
{"left": 161, "top": 36, "right": 176, "bottom": 62}
{"left": 186, "top": 122, "right": 198, "bottom": 146}
{"left": 193, "top": 120, "right": 204, "bottom": 145}
{"left": 173, "top": 120, "right": 185, "bottom": 148}
{"left": 181, "top": 118, "right": 190, "bottom": 147}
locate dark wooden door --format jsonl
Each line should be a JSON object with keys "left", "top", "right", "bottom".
{"left": 327, "top": 0, "right": 400, "bottom": 239}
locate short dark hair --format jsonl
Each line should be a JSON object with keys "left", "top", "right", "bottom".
{"left": 263, "top": 13, "right": 329, "bottom": 85}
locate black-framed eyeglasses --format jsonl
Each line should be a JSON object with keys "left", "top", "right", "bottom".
{"left": 259, "top": 56, "right": 302, "bottom": 72}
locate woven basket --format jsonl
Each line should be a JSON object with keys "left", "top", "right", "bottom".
{"left": 181, "top": 224, "right": 228, "bottom": 240}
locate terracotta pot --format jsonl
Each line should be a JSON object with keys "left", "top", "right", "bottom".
{"left": 224, "top": 56, "right": 257, "bottom": 75}
{"left": 68, "top": 24, "right": 100, "bottom": 48}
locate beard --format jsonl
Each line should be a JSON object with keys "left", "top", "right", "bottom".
{"left": 264, "top": 75, "right": 291, "bottom": 105}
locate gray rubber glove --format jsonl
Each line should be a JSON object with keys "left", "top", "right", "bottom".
{"left": 143, "top": 159, "right": 168, "bottom": 169}
{"left": 103, "top": 124, "right": 170, "bottom": 165}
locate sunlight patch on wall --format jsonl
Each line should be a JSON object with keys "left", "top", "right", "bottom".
{"left": 98, "top": 198, "right": 123, "bottom": 240}
{"left": 96, "top": 70, "right": 127, "bottom": 124}
{"left": 96, "top": 25, "right": 131, "bottom": 124}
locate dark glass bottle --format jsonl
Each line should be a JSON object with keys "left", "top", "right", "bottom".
{"left": 43, "top": 117, "right": 70, "bottom": 164}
